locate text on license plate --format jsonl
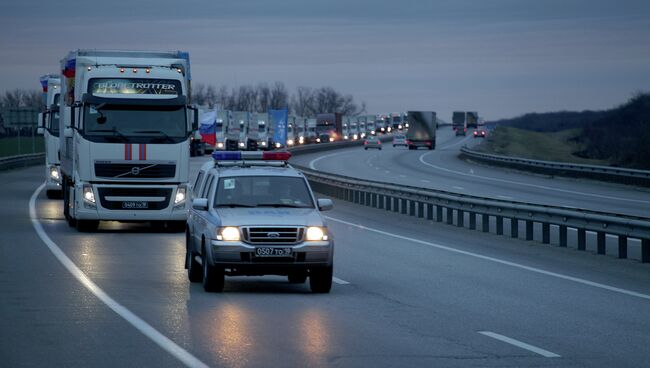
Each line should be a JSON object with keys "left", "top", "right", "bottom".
{"left": 122, "top": 201, "right": 148, "bottom": 209}
{"left": 255, "top": 247, "right": 293, "bottom": 257}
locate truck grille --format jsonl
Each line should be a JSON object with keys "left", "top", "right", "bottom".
{"left": 97, "top": 187, "right": 173, "bottom": 210}
{"left": 242, "top": 227, "right": 304, "bottom": 244}
{"left": 95, "top": 163, "right": 176, "bottom": 179}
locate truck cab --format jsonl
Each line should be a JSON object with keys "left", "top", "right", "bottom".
{"left": 38, "top": 75, "right": 62, "bottom": 199}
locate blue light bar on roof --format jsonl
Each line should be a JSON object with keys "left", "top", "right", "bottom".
{"left": 212, "top": 151, "right": 292, "bottom": 162}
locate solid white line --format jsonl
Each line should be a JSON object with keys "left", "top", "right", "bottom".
{"left": 418, "top": 151, "right": 650, "bottom": 205}
{"left": 309, "top": 151, "right": 348, "bottom": 170}
{"left": 478, "top": 331, "right": 561, "bottom": 358}
{"left": 333, "top": 277, "right": 350, "bottom": 285}
{"left": 29, "top": 184, "right": 209, "bottom": 368}
{"left": 452, "top": 186, "right": 464, "bottom": 190}
{"left": 497, "top": 195, "right": 514, "bottom": 200}
{"left": 325, "top": 216, "right": 650, "bottom": 301}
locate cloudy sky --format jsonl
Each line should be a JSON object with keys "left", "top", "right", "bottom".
{"left": 1, "top": 0, "right": 649, "bottom": 120}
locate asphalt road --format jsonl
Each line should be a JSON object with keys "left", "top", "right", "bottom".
{"left": 290, "top": 128, "right": 650, "bottom": 218}
{"left": 2, "top": 155, "right": 650, "bottom": 367}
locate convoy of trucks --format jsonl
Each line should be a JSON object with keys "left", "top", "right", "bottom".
{"left": 58, "top": 49, "right": 197, "bottom": 232}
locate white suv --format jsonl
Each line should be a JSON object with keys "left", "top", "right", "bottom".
{"left": 186, "top": 151, "right": 334, "bottom": 293}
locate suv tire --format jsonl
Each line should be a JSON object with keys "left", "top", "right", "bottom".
{"left": 309, "top": 266, "right": 333, "bottom": 293}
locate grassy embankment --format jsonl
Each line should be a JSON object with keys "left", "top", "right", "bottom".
{"left": 0, "top": 137, "right": 45, "bottom": 157}
{"left": 476, "top": 126, "right": 609, "bottom": 166}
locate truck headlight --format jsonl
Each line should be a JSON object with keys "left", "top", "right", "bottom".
{"left": 83, "top": 184, "right": 95, "bottom": 203}
{"left": 260, "top": 141, "right": 267, "bottom": 146}
{"left": 239, "top": 142, "right": 245, "bottom": 148}
{"left": 174, "top": 186, "right": 187, "bottom": 204}
{"left": 217, "top": 142, "right": 224, "bottom": 148}
{"left": 306, "top": 227, "right": 328, "bottom": 241}
{"left": 287, "top": 139, "right": 294, "bottom": 146}
{"left": 49, "top": 166, "right": 60, "bottom": 182}
{"left": 217, "top": 227, "right": 240, "bottom": 241}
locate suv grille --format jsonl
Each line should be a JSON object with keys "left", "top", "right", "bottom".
{"left": 242, "top": 227, "right": 304, "bottom": 244}
{"left": 95, "top": 163, "right": 176, "bottom": 179}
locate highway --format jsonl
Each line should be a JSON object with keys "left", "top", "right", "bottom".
{"left": 290, "top": 128, "right": 650, "bottom": 218}
{"left": 2, "top": 149, "right": 650, "bottom": 367}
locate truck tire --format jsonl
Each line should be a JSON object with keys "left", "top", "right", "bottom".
{"left": 186, "top": 231, "right": 202, "bottom": 283}
{"left": 202, "top": 243, "right": 224, "bottom": 292}
{"left": 63, "top": 180, "right": 76, "bottom": 228}
{"left": 309, "top": 266, "right": 333, "bottom": 293}
{"left": 46, "top": 190, "right": 62, "bottom": 199}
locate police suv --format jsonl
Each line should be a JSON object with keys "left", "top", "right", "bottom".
{"left": 186, "top": 151, "right": 334, "bottom": 293}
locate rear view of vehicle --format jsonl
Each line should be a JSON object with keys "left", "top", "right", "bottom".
{"left": 473, "top": 129, "right": 486, "bottom": 138}
{"left": 186, "top": 151, "right": 335, "bottom": 293}
{"left": 406, "top": 111, "right": 436, "bottom": 150}
{"left": 452, "top": 111, "right": 467, "bottom": 136}
{"left": 392, "top": 134, "right": 407, "bottom": 147}
{"left": 363, "top": 135, "right": 382, "bottom": 150}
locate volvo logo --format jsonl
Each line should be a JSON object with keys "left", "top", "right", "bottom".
{"left": 131, "top": 167, "right": 141, "bottom": 175}
{"left": 267, "top": 232, "right": 280, "bottom": 238}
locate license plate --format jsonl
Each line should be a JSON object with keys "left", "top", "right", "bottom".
{"left": 122, "top": 201, "right": 148, "bottom": 209}
{"left": 255, "top": 247, "right": 293, "bottom": 257}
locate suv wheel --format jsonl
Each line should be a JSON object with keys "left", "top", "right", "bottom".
{"left": 309, "top": 266, "right": 333, "bottom": 293}
{"left": 202, "top": 244, "right": 224, "bottom": 292}
{"left": 186, "top": 232, "right": 202, "bottom": 283}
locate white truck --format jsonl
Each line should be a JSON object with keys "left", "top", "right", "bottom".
{"left": 248, "top": 112, "right": 269, "bottom": 150}
{"left": 38, "top": 74, "right": 63, "bottom": 199}
{"left": 226, "top": 111, "right": 248, "bottom": 150}
{"left": 58, "top": 50, "right": 197, "bottom": 232}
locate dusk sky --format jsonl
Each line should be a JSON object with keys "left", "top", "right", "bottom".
{"left": 1, "top": 0, "right": 649, "bottom": 120}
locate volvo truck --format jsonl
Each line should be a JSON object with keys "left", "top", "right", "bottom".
{"left": 58, "top": 50, "right": 197, "bottom": 232}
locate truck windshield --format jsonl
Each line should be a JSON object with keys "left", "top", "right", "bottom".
{"left": 83, "top": 104, "right": 187, "bottom": 144}
{"left": 214, "top": 176, "right": 314, "bottom": 208}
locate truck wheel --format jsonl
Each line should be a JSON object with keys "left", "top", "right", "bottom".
{"left": 76, "top": 220, "right": 99, "bottom": 232}
{"left": 309, "top": 266, "right": 333, "bottom": 293}
{"left": 186, "top": 231, "right": 202, "bottom": 283}
{"left": 288, "top": 272, "right": 307, "bottom": 284}
{"left": 46, "top": 190, "right": 60, "bottom": 199}
{"left": 63, "top": 181, "right": 76, "bottom": 227}
{"left": 202, "top": 244, "right": 224, "bottom": 292}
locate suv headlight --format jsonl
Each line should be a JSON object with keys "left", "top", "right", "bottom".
{"left": 217, "top": 226, "right": 241, "bottom": 241}
{"left": 306, "top": 227, "right": 328, "bottom": 241}
{"left": 174, "top": 186, "right": 187, "bottom": 204}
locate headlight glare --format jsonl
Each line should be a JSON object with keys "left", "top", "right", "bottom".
{"left": 306, "top": 227, "right": 327, "bottom": 241}
{"left": 218, "top": 227, "right": 240, "bottom": 241}
{"left": 82, "top": 184, "right": 95, "bottom": 203}
{"left": 49, "top": 166, "right": 60, "bottom": 181}
{"left": 174, "top": 186, "right": 187, "bottom": 204}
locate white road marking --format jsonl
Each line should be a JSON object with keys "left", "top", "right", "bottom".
{"left": 399, "top": 174, "right": 407, "bottom": 178}
{"left": 309, "top": 151, "right": 348, "bottom": 170}
{"left": 325, "top": 216, "right": 650, "bottom": 301}
{"left": 497, "top": 195, "right": 514, "bottom": 200}
{"left": 333, "top": 277, "right": 350, "bottom": 285}
{"left": 29, "top": 184, "right": 209, "bottom": 368}
{"left": 384, "top": 170, "right": 390, "bottom": 174}
{"left": 420, "top": 179, "right": 431, "bottom": 183}
{"left": 478, "top": 331, "right": 561, "bottom": 358}
{"left": 452, "top": 186, "right": 464, "bottom": 190}
{"left": 418, "top": 151, "right": 650, "bottom": 205}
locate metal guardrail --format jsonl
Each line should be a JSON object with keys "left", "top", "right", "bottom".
{"left": 291, "top": 163, "right": 650, "bottom": 263}
{"left": 0, "top": 153, "right": 45, "bottom": 171}
{"left": 460, "top": 147, "right": 650, "bottom": 187}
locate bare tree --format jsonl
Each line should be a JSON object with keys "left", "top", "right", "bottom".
{"left": 256, "top": 83, "right": 271, "bottom": 112}
{"left": 290, "top": 86, "right": 315, "bottom": 116}
{"left": 270, "top": 81, "right": 289, "bottom": 110}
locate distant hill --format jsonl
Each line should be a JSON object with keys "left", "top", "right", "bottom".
{"left": 489, "top": 93, "right": 650, "bottom": 169}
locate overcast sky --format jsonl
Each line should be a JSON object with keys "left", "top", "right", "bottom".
{"left": 1, "top": 0, "right": 649, "bottom": 120}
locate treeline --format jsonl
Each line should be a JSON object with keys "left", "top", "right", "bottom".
{"left": 192, "top": 82, "right": 366, "bottom": 117}
{"left": 492, "top": 93, "right": 650, "bottom": 169}
{"left": 0, "top": 89, "right": 42, "bottom": 110}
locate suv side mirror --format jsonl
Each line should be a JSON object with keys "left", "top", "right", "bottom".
{"left": 317, "top": 198, "right": 333, "bottom": 211}
{"left": 192, "top": 198, "right": 208, "bottom": 211}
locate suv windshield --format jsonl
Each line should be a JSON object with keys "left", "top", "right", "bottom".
{"left": 83, "top": 104, "right": 187, "bottom": 144}
{"left": 214, "top": 176, "right": 314, "bottom": 208}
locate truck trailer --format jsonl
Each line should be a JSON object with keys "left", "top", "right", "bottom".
{"left": 58, "top": 49, "right": 197, "bottom": 231}
{"left": 452, "top": 111, "right": 467, "bottom": 136}
{"left": 406, "top": 111, "right": 436, "bottom": 150}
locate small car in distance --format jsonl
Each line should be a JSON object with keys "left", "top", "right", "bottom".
{"left": 364, "top": 136, "right": 382, "bottom": 150}
{"left": 392, "top": 134, "right": 407, "bottom": 147}
{"left": 473, "top": 129, "right": 487, "bottom": 138}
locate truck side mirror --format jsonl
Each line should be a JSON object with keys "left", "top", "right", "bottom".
{"left": 188, "top": 105, "right": 198, "bottom": 132}
{"left": 37, "top": 113, "right": 44, "bottom": 134}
